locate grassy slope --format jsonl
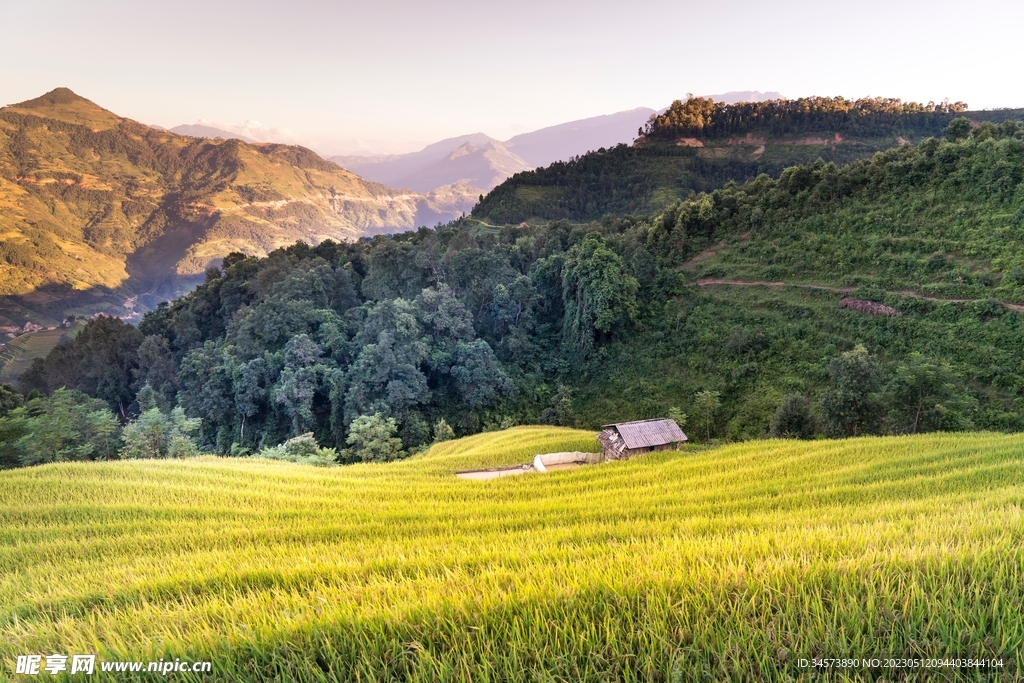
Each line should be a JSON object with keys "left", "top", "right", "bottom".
{"left": 2, "top": 427, "right": 1022, "bottom": 681}
{"left": 563, "top": 133, "right": 1024, "bottom": 435}
{"left": 576, "top": 284, "right": 1024, "bottom": 436}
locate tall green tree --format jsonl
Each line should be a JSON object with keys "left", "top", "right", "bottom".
{"left": 347, "top": 413, "right": 404, "bottom": 462}
{"left": 177, "top": 340, "right": 240, "bottom": 450}
{"left": 884, "top": 354, "right": 975, "bottom": 434}
{"left": 1, "top": 388, "right": 119, "bottom": 466}
{"left": 18, "top": 316, "right": 143, "bottom": 419}
{"left": 0, "top": 384, "right": 22, "bottom": 418}
{"left": 273, "top": 335, "right": 330, "bottom": 437}
{"left": 344, "top": 299, "right": 429, "bottom": 424}
{"left": 561, "top": 234, "right": 639, "bottom": 357}
{"left": 819, "top": 345, "right": 884, "bottom": 438}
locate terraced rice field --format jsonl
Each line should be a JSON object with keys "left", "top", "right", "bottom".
{"left": 0, "top": 325, "right": 79, "bottom": 382}
{"left": 1, "top": 427, "right": 1022, "bottom": 681}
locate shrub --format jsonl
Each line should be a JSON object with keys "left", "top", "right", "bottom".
{"left": 347, "top": 414, "right": 404, "bottom": 462}
{"left": 255, "top": 433, "right": 338, "bottom": 466}
{"left": 0, "top": 388, "right": 120, "bottom": 466}
{"left": 433, "top": 418, "right": 456, "bottom": 443}
{"left": 120, "top": 407, "right": 202, "bottom": 459}
{"left": 541, "top": 385, "right": 578, "bottom": 427}
{"left": 769, "top": 395, "right": 816, "bottom": 439}
{"left": 0, "top": 384, "right": 22, "bottom": 418}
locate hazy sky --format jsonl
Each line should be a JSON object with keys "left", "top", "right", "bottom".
{"left": 2, "top": 0, "right": 1022, "bottom": 155}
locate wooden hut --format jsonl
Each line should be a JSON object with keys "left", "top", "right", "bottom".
{"left": 597, "top": 418, "right": 687, "bottom": 461}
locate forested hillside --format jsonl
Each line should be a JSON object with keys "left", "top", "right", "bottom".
{"left": 0, "top": 88, "right": 474, "bottom": 328}
{"left": 6, "top": 116, "right": 1023, "bottom": 464}
{"left": 474, "top": 97, "right": 1024, "bottom": 223}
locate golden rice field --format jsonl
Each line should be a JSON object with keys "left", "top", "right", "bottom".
{"left": 2, "top": 427, "right": 1023, "bottom": 681}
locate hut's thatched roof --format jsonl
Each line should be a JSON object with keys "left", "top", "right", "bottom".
{"left": 601, "top": 418, "right": 687, "bottom": 449}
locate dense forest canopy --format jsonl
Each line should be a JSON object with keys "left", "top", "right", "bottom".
{"left": 4, "top": 117, "right": 1024, "bottom": 466}
{"left": 643, "top": 96, "right": 969, "bottom": 141}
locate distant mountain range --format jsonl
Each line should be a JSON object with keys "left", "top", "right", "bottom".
{"left": 327, "top": 95, "right": 785, "bottom": 194}
{"left": 331, "top": 108, "right": 657, "bottom": 192}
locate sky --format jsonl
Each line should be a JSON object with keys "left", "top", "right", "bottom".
{"left": 2, "top": 0, "right": 1023, "bottom": 156}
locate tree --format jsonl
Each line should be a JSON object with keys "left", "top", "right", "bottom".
{"left": 4, "top": 388, "right": 120, "bottom": 466}
{"left": 693, "top": 390, "right": 721, "bottom": 442}
{"left": 884, "top": 354, "right": 974, "bottom": 434}
{"left": 344, "top": 300, "right": 429, "bottom": 424}
{"left": 415, "top": 284, "right": 474, "bottom": 345}
{"left": 432, "top": 418, "right": 456, "bottom": 443}
{"left": 135, "top": 335, "right": 178, "bottom": 408}
{"left": 177, "top": 340, "right": 238, "bottom": 449}
{"left": 450, "top": 339, "right": 514, "bottom": 407}
{"left": 121, "top": 399, "right": 202, "bottom": 459}
{"left": 561, "top": 234, "right": 639, "bottom": 357}
{"left": 667, "top": 407, "right": 688, "bottom": 430}
{"left": 0, "top": 387, "right": 28, "bottom": 468}
{"left": 234, "top": 356, "right": 273, "bottom": 446}
{"left": 0, "top": 384, "right": 22, "bottom": 418}
{"left": 17, "top": 316, "right": 143, "bottom": 419}
{"left": 273, "top": 335, "right": 328, "bottom": 437}
{"left": 819, "top": 345, "right": 883, "bottom": 438}
{"left": 945, "top": 117, "right": 972, "bottom": 141}
{"left": 347, "top": 413, "right": 404, "bottom": 462}
{"left": 540, "top": 385, "right": 578, "bottom": 427}
{"left": 770, "top": 394, "right": 816, "bottom": 439}
{"left": 487, "top": 276, "right": 538, "bottom": 346}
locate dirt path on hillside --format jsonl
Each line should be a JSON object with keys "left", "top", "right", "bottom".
{"left": 695, "top": 278, "right": 1024, "bottom": 313}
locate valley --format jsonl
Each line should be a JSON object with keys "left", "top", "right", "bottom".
{"left": 0, "top": 88, "right": 478, "bottom": 328}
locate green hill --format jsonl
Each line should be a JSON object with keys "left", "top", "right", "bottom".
{"left": 15, "top": 103, "right": 1024, "bottom": 452}
{"left": 473, "top": 96, "right": 1024, "bottom": 223}
{"left": 14, "top": 116, "right": 1024, "bottom": 450}
{"left": 1, "top": 428, "right": 1021, "bottom": 680}
{"left": 0, "top": 88, "right": 474, "bottom": 328}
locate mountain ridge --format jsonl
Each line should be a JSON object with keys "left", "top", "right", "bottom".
{"left": 390, "top": 140, "right": 530, "bottom": 192}
{"left": 170, "top": 124, "right": 257, "bottom": 143}
{"left": 331, "top": 107, "right": 657, "bottom": 192}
